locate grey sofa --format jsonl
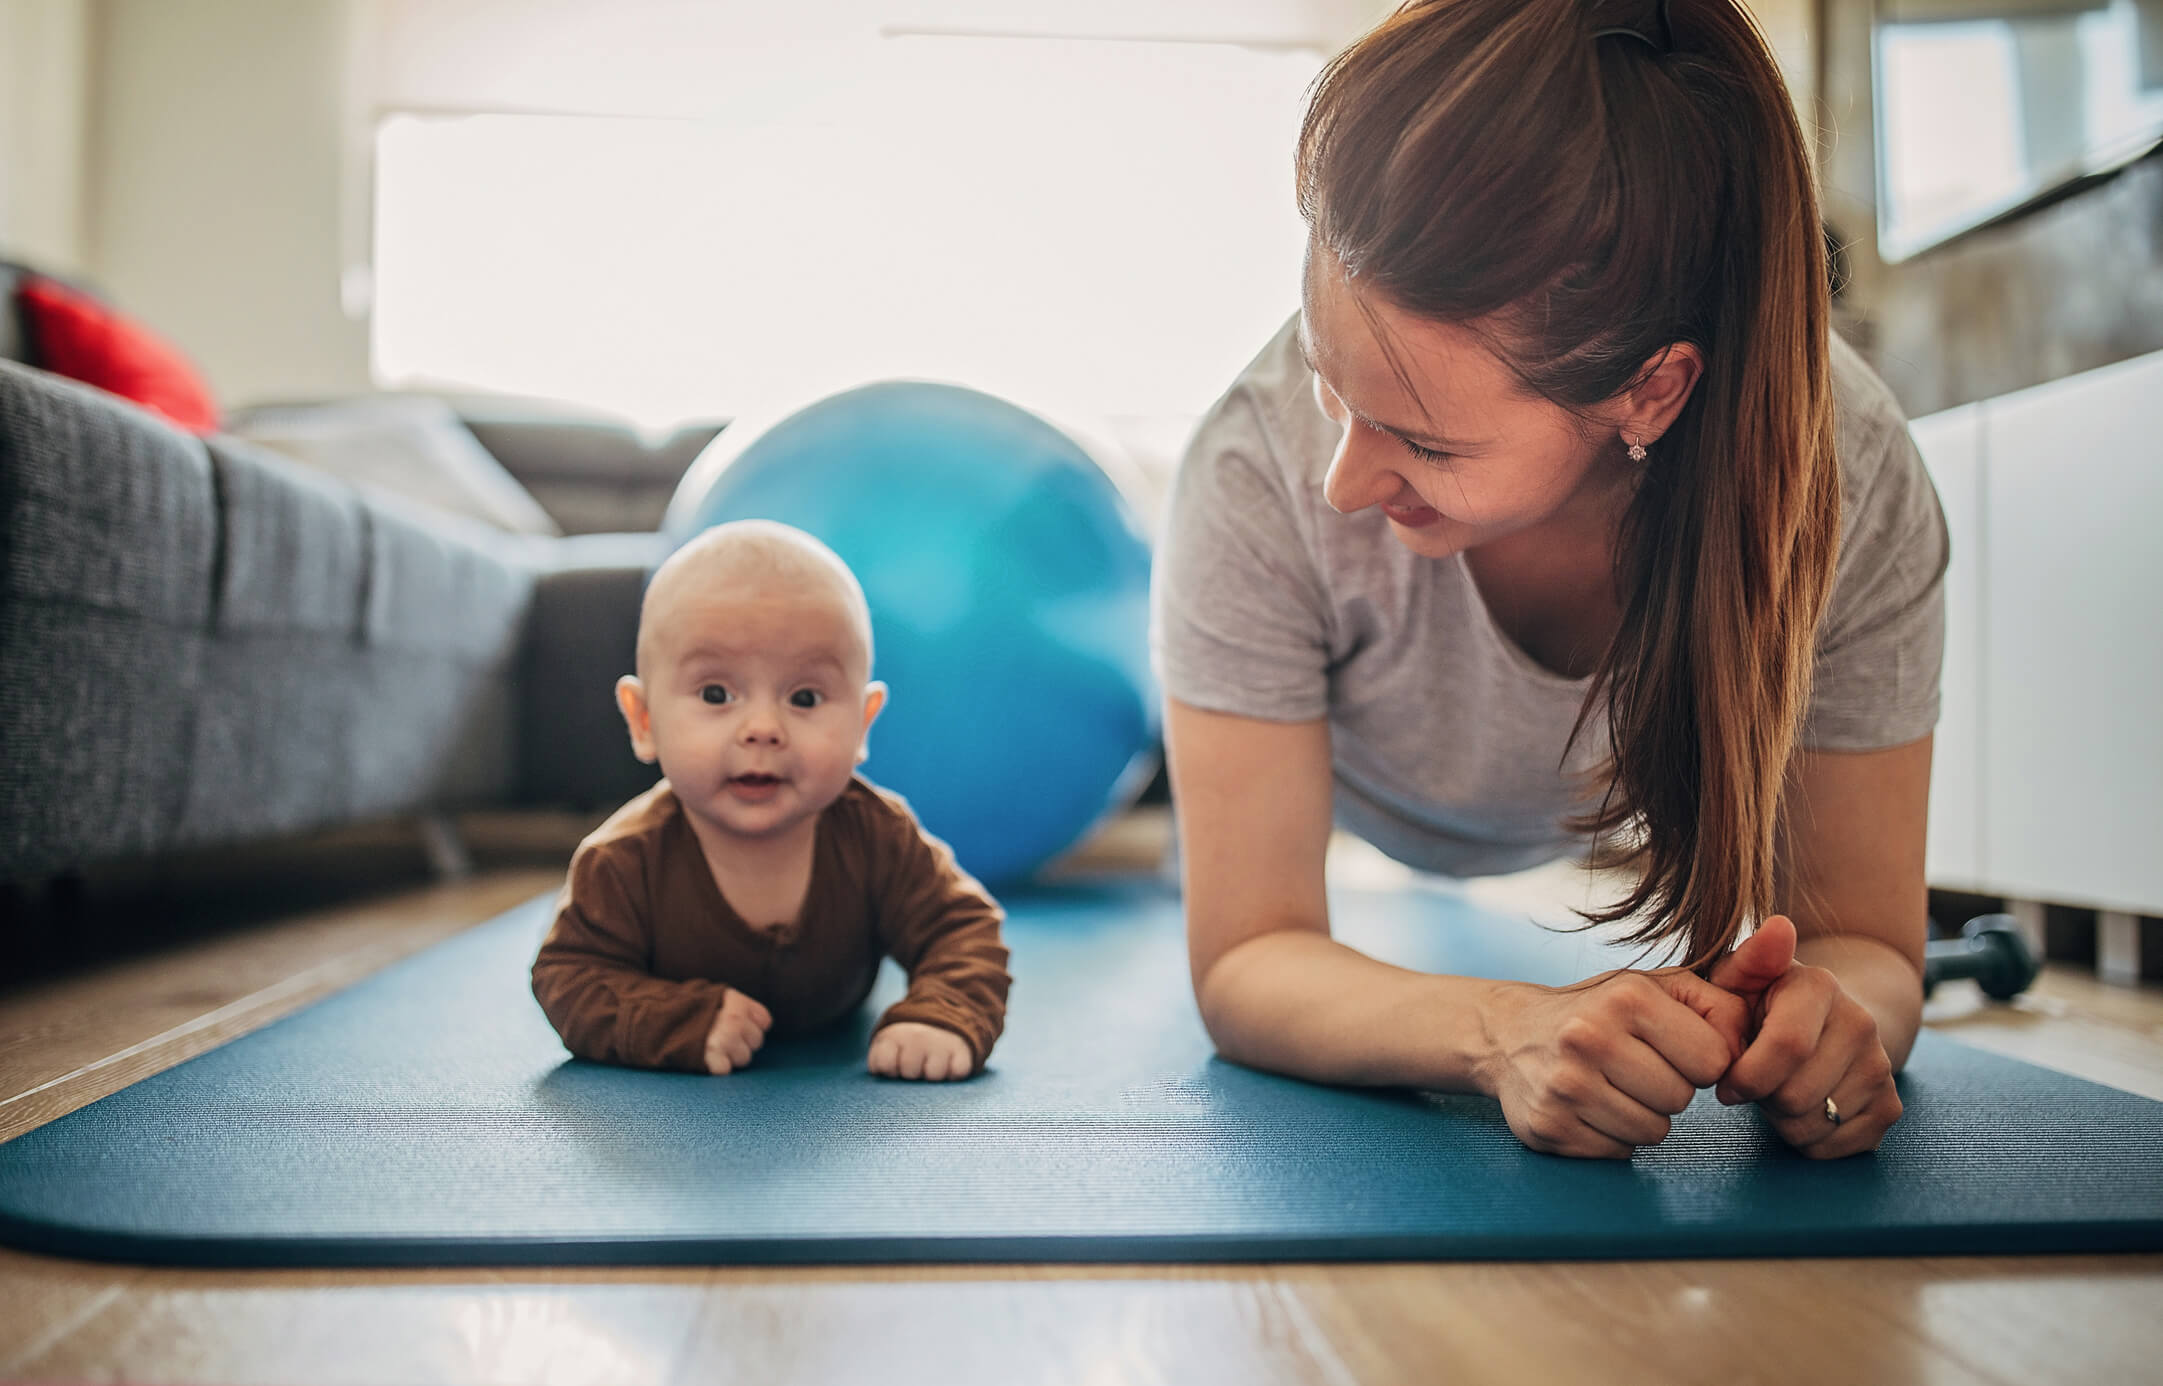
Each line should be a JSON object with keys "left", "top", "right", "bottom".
{"left": 0, "top": 359, "right": 688, "bottom": 880}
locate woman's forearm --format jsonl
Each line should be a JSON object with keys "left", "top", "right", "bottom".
{"left": 1795, "top": 933, "right": 1924, "bottom": 1070}
{"left": 1196, "top": 927, "right": 1519, "bottom": 1093}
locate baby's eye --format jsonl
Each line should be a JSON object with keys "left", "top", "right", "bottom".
{"left": 789, "top": 688, "right": 824, "bottom": 709}
{"left": 700, "top": 684, "right": 733, "bottom": 705}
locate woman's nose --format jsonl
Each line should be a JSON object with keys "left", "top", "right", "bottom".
{"left": 1321, "top": 426, "right": 1403, "bottom": 516}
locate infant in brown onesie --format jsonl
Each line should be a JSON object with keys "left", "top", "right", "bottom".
{"left": 531, "top": 519, "right": 1011, "bottom": 1081}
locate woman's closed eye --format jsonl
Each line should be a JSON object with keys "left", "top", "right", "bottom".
{"left": 1399, "top": 437, "right": 1454, "bottom": 465}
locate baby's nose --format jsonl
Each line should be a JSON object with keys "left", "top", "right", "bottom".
{"left": 737, "top": 702, "right": 786, "bottom": 744}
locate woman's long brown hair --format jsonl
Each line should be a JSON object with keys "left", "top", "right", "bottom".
{"left": 1296, "top": 0, "right": 1842, "bottom": 969}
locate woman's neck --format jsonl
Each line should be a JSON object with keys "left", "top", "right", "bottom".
{"left": 1462, "top": 469, "right": 1635, "bottom": 680}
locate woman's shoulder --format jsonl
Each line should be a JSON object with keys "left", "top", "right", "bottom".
{"left": 1807, "top": 336, "right": 1950, "bottom": 744}
{"left": 1181, "top": 313, "right": 1339, "bottom": 488}
{"left": 1828, "top": 331, "right": 1926, "bottom": 512}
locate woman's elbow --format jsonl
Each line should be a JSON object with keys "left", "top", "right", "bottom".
{"left": 1189, "top": 932, "right": 1284, "bottom": 1066}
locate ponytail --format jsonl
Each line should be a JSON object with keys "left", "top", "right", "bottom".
{"left": 1298, "top": 0, "right": 1842, "bottom": 966}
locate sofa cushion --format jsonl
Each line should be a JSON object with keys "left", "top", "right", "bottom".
{"left": 1, "top": 362, "right": 220, "bottom": 871}
{"left": 15, "top": 274, "right": 221, "bottom": 434}
{"left": 228, "top": 395, "right": 562, "bottom": 537}
{"left": 1, "top": 361, "right": 535, "bottom": 877}
{"left": 204, "top": 436, "right": 371, "bottom": 636}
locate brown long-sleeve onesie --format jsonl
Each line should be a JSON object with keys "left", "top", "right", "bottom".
{"left": 530, "top": 777, "right": 1011, "bottom": 1072}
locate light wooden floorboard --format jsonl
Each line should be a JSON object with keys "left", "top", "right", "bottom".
{"left": 3, "top": 821, "right": 2160, "bottom": 1385}
{"left": 0, "top": 869, "right": 566, "bottom": 1144}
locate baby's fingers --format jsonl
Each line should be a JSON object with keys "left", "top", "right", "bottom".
{"left": 927, "top": 1044, "right": 974, "bottom": 1082}
{"left": 723, "top": 989, "right": 773, "bottom": 1032}
{"left": 705, "top": 1037, "right": 749, "bottom": 1075}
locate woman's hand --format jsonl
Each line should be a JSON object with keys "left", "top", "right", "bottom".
{"left": 1709, "top": 916, "right": 1904, "bottom": 1158}
{"left": 1482, "top": 968, "right": 1752, "bottom": 1159}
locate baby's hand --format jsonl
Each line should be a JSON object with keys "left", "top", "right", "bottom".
{"left": 868, "top": 1022, "right": 975, "bottom": 1081}
{"left": 703, "top": 988, "right": 772, "bottom": 1075}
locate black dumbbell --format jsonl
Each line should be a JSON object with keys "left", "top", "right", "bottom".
{"left": 1923, "top": 914, "right": 2041, "bottom": 1000}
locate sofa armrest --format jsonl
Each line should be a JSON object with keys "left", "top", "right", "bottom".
{"left": 459, "top": 407, "right": 723, "bottom": 537}
{"left": 519, "top": 531, "right": 672, "bottom": 811}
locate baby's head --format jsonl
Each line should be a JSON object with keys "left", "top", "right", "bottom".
{"left": 618, "top": 521, "right": 886, "bottom": 843}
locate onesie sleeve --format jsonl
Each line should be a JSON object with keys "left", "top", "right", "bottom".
{"left": 863, "top": 796, "right": 1012, "bottom": 1068}
{"left": 530, "top": 839, "right": 731, "bottom": 1072}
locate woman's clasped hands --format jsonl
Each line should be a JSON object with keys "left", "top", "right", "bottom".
{"left": 1482, "top": 916, "right": 1902, "bottom": 1159}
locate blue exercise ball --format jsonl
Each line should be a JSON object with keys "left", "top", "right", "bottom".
{"left": 662, "top": 381, "right": 1159, "bottom": 884}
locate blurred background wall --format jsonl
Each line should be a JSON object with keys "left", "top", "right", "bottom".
{"left": 0, "top": 0, "right": 89, "bottom": 278}
{"left": 2, "top": 0, "right": 2155, "bottom": 924}
{"left": 1, "top": 0, "right": 2153, "bottom": 424}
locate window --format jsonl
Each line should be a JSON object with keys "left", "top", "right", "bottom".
{"left": 370, "top": 36, "right": 1320, "bottom": 435}
{"left": 1874, "top": 0, "right": 2163, "bottom": 262}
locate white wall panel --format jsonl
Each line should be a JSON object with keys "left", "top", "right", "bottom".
{"left": 0, "top": 0, "right": 90, "bottom": 272}
{"left": 1980, "top": 348, "right": 2163, "bottom": 913}
{"left": 87, "top": 0, "right": 373, "bottom": 408}
{"left": 1909, "top": 403, "right": 1986, "bottom": 889}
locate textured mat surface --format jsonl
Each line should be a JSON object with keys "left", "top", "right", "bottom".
{"left": 2, "top": 880, "right": 2159, "bottom": 1266}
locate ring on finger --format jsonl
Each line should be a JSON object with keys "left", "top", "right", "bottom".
{"left": 1824, "top": 1095, "right": 1842, "bottom": 1126}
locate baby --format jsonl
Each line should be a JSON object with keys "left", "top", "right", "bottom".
{"left": 531, "top": 519, "right": 1010, "bottom": 1081}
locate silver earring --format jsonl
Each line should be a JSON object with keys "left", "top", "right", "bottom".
{"left": 1626, "top": 441, "right": 1648, "bottom": 463}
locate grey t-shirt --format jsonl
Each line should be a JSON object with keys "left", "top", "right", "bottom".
{"left": 1151, "top": 316, "right": 1948, "bottom": 878}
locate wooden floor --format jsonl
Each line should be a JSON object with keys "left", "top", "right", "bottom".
{"left": 3, "top": 815, "right": 2161, "bottom": 1385}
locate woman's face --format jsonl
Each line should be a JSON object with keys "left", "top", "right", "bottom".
{"left": 1301, "top": 246, "right": 1632, "bottom": 562}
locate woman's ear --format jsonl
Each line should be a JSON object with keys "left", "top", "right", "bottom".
{"left": 857, "top": 682, "right": 888, "bottom": 765}
{"left": 616, "top": 675, "right": 658, "bottom": 765}
{"left": 1621, "top": 342, "right": 1706, "bottom": 449}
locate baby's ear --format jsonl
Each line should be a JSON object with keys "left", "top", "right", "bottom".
{"left": 616, "top": 675, "right": 659, "bottom": 764}
{"left": 857, "top": 682, "right": 888, "bottom": 764}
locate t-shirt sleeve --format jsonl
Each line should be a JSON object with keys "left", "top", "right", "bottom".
{"left": 865, "top": 801, "right": 1012, "bottom": 1068}
{"left": 1151, "top": 391, "right": 1336, "bottom": 722}
{"left": 1802, "top": 415, "right": 1950, "bottom": 751}
{"left": 529, "top": 839, "right": 730, "bottom": 1072}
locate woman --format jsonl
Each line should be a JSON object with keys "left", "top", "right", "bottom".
{"left": 1153, "top": 0, "right": 1945, "bottom": 1159}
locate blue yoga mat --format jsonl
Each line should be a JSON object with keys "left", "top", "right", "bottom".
{"left": 2, "top": 880, "right": 2159, "bottom": 1266}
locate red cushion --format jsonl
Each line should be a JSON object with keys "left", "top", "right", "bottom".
{"left": 17, "top": 274, "right": 221, "bottom": 434}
